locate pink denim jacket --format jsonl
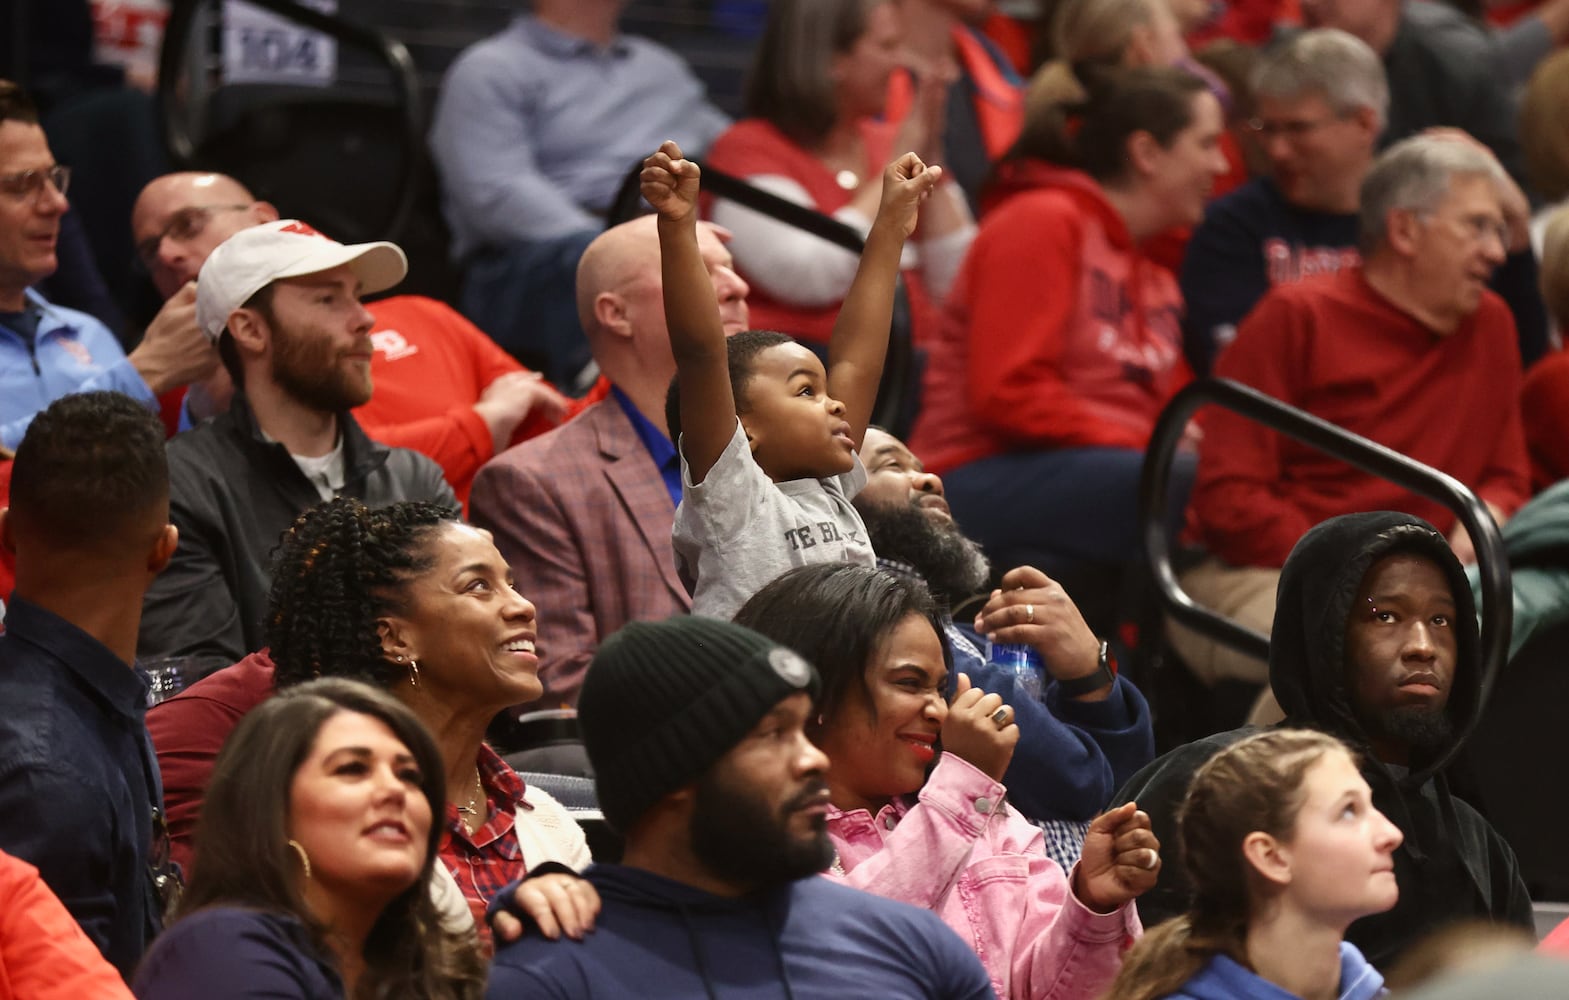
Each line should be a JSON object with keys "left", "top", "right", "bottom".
{"left": 826, "top": 753, "right": 1140, "bottom": 1000}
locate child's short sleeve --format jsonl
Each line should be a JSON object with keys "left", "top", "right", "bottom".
{"left": 674, "top": 419, "right": 773, "bottom": 550}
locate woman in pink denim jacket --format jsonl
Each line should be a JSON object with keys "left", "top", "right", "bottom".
{"left": 734, "top": 563, "right": 1161, "bottom": 1000}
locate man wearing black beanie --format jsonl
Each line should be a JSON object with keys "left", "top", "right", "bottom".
{"left": 487, "top": 615, "right": 994, "bottom": 999}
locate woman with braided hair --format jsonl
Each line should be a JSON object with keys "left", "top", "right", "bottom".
{"left": 147, "top": 497, "right": 594, "bottom": 948}
{"left": 1102, "top": 729, "right": 1399, "bottom": 1000}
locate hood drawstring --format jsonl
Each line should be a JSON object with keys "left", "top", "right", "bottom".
{"left": 674, "top": 897, "right": 721, "bottom": 1000}
{"left": 763, "top": 894, "right": 800, "bottom": 1000}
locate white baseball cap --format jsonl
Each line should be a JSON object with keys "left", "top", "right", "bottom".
{"left": 195, "top": 219, "right": 408, "bottom": 341}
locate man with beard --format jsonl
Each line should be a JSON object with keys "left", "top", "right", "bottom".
{"left": 1112, "top": 511, "right": 1533, "bottom": 970}
{"left": 136, "top": 220, "right": 456, "bottom": 673}
{"left": 486, "top": 615, "right": 993, "bottom": 999}
{"left": 130, "top": 171, "right": 572, "bottom": 505}
{"left": 853, "top": 427, "right": 1154, "bottom": 864}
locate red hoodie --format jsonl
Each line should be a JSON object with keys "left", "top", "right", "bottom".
{"left": 0, "top": 851, "right": 131, "bottom": 999}
{"left": 910, "top": 163, "right": 1191, "bottom": 474}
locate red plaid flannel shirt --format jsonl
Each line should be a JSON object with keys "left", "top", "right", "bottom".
{"left": 438, "top": 745, "right": 531, "bottom": 944}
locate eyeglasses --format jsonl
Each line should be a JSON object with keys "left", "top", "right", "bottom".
{"left": 148, "top": 805, "right": 184, "bottom": 918}
{"left": 1244, "top": 116, "right": 1343, "bottom": 142}
{"left": 0, "top": 164, "right": 70, "bottom": 203}
{"left": 1423, "top": 210, "right": 1511, "bottom": 250}
{"left": 134, "top": 203, "right": 252, "bottom": 271}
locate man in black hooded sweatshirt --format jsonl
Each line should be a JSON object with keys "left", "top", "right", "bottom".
{"left": 1113, "top": 511, "right": 1531, "bottom": 969}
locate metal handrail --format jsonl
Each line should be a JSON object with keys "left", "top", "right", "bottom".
{"left": 605, "top": 158, "right": 918, "bottom": 438}
{"left": 1139, "top": 377, "right": 1511, "bottom": 768}
{"left": 155, "top": 0, "right": 424, "bottom": 241}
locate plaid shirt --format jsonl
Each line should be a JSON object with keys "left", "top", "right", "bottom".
{"left": 438, "top": 745, "right": 531, "bottom": 944}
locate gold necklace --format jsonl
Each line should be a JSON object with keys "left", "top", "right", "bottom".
{"left": 454, "top": 770, "right": 484, "bottom": 832}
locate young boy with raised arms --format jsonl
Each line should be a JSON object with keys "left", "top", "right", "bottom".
{"left": 641, "top": 139, "right": 941, "bottom": 619}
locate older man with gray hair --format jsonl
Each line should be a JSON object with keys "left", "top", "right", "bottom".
{"left": 1173, "top": 135, "right": 1532, "bottom": 715}
{"left": 1179, "top": 29, "right": 1386, "bottom": 374}
{"left": 1179, "top": 29, "right": 1542, "bottom": 377}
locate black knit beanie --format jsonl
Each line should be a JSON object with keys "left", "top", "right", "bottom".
{"left": 580, "top": 615, "right": 821, "bottom": 833}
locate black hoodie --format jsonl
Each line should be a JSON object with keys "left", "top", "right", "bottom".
{"left": 1113, "top": 512, "right": 1531, "bottom": 969}
{"left": 486, "top": 864, "right": 993, "bottom": 999}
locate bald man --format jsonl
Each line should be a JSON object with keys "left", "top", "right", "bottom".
{"left": 468, "top": 216, "right": 748, "bottom": 706}
{"left": 131, "top": 172, "right": 571, "bottom": 504}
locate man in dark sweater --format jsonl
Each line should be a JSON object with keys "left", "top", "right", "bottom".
{"left": 1179, "top": 27, "right": 1545, "bottom": 377}
{"left": 136, "top": 220, "right": 456, "bottom": 675}
{"left": 487, "top": 616, "right": 994, "bottom": 999}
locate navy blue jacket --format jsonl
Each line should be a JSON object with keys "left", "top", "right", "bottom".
{"left": 0, "top": 597, "right": 164, "bottom": 978}
{"left": 488, "top": 864, "right": 993, "bottom": 999}
{"left": 950, "top": 620, "right": 1154, "bottom": 822}
{"left": 1179, "top": 178, "right": 1547, "bottom": 376}
{"left": 132, "top": 907, "right": 340, "bottom": 999}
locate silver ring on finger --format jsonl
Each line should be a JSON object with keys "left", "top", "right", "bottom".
{"left": 1025, "top": 603, "right": 1035, "bottom": 624}
{"left": 990, "top": 705, "right": 1013, "bottom": 728}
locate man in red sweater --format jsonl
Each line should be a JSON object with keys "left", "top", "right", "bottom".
{"left": 1175, "top": 134, "right": 1531, "bottom": 711}
{"left": 131, "top": 172, "right": 576, "bottom": 505}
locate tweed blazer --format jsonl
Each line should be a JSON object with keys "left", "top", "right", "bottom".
{"left": 470, "top": 398, "right": 690, "bottom": 705}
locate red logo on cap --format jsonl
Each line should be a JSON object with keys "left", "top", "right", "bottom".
{"left": 278, "top": 221, "right": 325, "bottom": 238}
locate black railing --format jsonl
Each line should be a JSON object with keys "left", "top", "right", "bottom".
{"left": 1138, "top": 377, "right": 1511, "bottom": 774}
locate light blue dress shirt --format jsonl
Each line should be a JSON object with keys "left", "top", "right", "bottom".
{"left": 429, "top": 15, "right": 730, "bottom": 259}
{"left": 0, "top": 289, "right": 157, "bottom": 450}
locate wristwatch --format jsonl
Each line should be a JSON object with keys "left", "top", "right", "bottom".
{"left": 1055, "top": 639, "right": 1115, "bottom": 697}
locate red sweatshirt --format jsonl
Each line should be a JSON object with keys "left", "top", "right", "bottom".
{"left": 1193, "top": 268, "right": 1531, "bottom": 568}
{"left": 353, "top": 295, "right": 593, "bottom": 506}
{"left": 146, "top": 651, "right": 276, "bottom": 876}
{"left": 0, "top": 851, "right": 130, "bottom": 999}
{"left": 910, "top": 163, "right": 1190, "bottom": 474}
{"left": 1520, "top": 347, "right": 1569, "bottom": 491}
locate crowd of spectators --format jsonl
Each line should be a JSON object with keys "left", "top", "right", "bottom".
{"left": 6, "top": 0, "right": 1569, "bottom": 996}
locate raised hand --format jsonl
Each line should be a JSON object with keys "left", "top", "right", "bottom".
{"left": 1073, "top": 802, "right": 1161, "bottom": 913}
{"left": 640, "top": 140, "right": 702, "bottom": 225}
{"left": 871, "top": 152, "right": 943, "bottom": 242}
{"left": 940, "top": 672, "right": 1019, "bottom": 782}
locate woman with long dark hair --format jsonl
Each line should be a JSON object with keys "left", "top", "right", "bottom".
{"left": 133, "top": 679, "right": 486, "bottom": 999}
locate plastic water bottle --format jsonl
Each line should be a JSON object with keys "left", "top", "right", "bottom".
{"left": 985, "top": 642, "right": 1043, "bottom": 700}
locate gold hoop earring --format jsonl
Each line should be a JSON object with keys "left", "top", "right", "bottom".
{"left": 287, "top": 839, "right": 312, "bottom": 880}
{"left": 407, "top": 657, "right": 420, "bottom": 687}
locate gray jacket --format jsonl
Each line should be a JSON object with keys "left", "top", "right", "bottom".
{"left": 137, "top": 394, "right": 456, "bottom": 674}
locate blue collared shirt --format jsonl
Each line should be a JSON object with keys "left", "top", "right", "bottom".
{"left": 612, "top": 385, "right": 681, "bottom": 509}
{"left": 0, "top": 288, "right": 157, "bottom": 450}
{"left": 0, "top": 597, "right": 164, "bottom": 978}
{"left": 429, "top": 15, "right": 730, "bottom": 258}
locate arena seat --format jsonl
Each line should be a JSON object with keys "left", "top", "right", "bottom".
{"left": 155, "top": 0, "right": 458, "bottom": 303}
